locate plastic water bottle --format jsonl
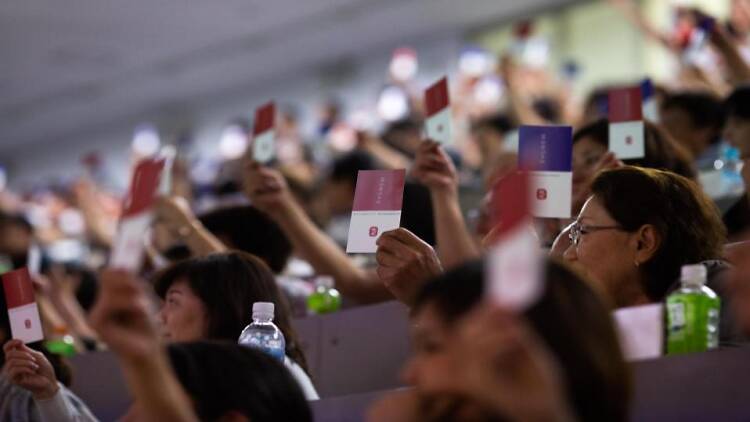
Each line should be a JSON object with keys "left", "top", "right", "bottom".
{"left": 666, "top": 264, "right": 721, "bottom": 355}
{"left": 45, "top": 326, "right": 76, "bottom": 357}
{"left": 718, "top": 144, "right": 745, "bottom": 195}
{"left": 307, "top": 276, "right": 342, "bottom": 314}
{"left": 238, "top": 302, "right": 286, "bottom": 362}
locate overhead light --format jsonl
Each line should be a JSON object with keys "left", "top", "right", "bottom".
{"left": 389, "top": 47, "right": 418, "bottom": 82}
{"left": 218, "top": 124, "right": 248, "bottom": 160}
{"left": 132, "top": 123, "right": 161, "bottom": 157}
{"left": 459, "top": 48, "right": 494, "bottom": 77}
{"left": 377, "top": 86, "right": 410, "bottom": 122}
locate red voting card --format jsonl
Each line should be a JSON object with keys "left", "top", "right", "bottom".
{"left": 424, "top": 77, "right": 452, "bottom": 146}
{"left": 121, "top": 158, "right": 165, "bottom": 219}
{"left": 110, "top": 158, "right": 165, "bottom": 272}
{"left": 486, "top": 171, "right": 543, "bottom": 311}
{"left": 253, "top": 102, "right": 276, "bottom": 163}
{"left": 158, "top": 146, "right": 176, "bottom": 196}
{"left": 608, "top": 86, "right": 642, "bottom": 123}
{"left": 346, "top": 169, "right": 406, "bottom": 253}
{"left": 2, "top": 268, "right": 43, "bottom": 344}
{"left": 608, "top": 86, "right": 645, "bottom": 159}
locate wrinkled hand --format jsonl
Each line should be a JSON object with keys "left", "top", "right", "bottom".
{"left": 572, "top": 152, "right": 622, "bottom": 214}
{"left": 89, "top": 270, "right": 160, "bottom": 364}
{"left": 3, "top": 340, "right": 59, "bottom": 400}
{"left": 376, "top": 228, "right": 443, "bottom": 306}
{"left": 154, "top": 196, "right": 196, "bottom": 236}
{"left": 242, "top": 160, "right": 295, "bottom": 218}
{"left": 418, "top": 305, "right": 574, "bottom": 421}
{"left": 411, "top": 140, "right": 458, "bottom": 195}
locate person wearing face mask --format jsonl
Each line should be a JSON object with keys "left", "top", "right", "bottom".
{"left": 368, "top": 259, "right": 631, "bottom": 422}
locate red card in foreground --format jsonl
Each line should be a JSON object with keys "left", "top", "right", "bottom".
{"left": 424, "top": 77, "right": 452, "bottom": 146}
{"left": 110, "top": 158, "right": 165, "bottom": 272}
{"left": 486, "top": 171, "right": 543, "bottom": 311}
{"left": 253, "top": 102, "right": 276, "bottom": 163}
{"left": 2, "top": 268, "right": 43, "bottom": 344}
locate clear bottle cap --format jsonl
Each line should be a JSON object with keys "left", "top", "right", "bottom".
{"left": 252, "top": 302, "right": 275, "bottom": 319}
{"left": 681, "top": 264, "right": 707, "bottom": 286}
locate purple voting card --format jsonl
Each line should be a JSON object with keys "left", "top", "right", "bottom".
{"left": 518, "top": 126, "right": 572, "bottom": 218}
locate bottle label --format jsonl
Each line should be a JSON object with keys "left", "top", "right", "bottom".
{"left": 667, "top": 302, "right": 686, "bottom": 331}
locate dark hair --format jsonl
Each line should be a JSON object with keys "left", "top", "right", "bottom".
{"left": 532, "top": 97, "right": 562, "bottom": 123}
{"left": 400, "top": 182, "right": 436, "bottom": 246}
{"left": 329, "top": 150, "right": 377, "bottom": 186}
{"left": 412, "top": 259, "right": 631, "bottom": 422}
{"left": 725, "top": 85, "right": 750, "bottom": 120}
{"left": 573, "top": 118, "right": 696, "bottom": 180}
{"left": 0, "top": 212, "right": 33, "bottom": 235}
{"left": 153, "top": 252, "right": 309, "bottom": 374}
{"left": 591, "top": 166, "right": 726, "bottom": 300}
{"left": 662, "top": 91, "right": 726, "bottom": 142}
{"left": 199, "top": 206, "right": 292, "bottom": 274}
{"left": 167, "top": 342, "right": 312, "bottom": 422}
{"left": 471, "top": 113, "right": 516, "bottom": 136}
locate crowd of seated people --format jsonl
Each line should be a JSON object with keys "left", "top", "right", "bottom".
{"left": 2, "top": 1, "right": 750, "bottom": 421}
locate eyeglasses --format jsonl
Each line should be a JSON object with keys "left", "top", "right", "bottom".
{"left": 568, "top": 221, "right": 624, "bottom": 247}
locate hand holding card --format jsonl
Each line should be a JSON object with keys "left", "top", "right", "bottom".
{"left": 110, "top": 158, "right": 165, "bottom": 272}
{"left": 252, "top": 102, "right": 276, "bottom": 164}
{"left": 346, "top": 169, "right": 406, "bottom": 254}
{"left": 2, "top": 268, "right": 44, "bottom": 344}
{"left": 424, "top": 77, "right": 452, "bottom": 146}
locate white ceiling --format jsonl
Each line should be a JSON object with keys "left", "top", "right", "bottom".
{"left": 0, "top": 0, "right": 576, "bottom": 152}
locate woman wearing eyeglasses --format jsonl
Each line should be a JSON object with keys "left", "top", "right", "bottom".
{"left": 558, "top": 166, "right": 726, "bottom": 308}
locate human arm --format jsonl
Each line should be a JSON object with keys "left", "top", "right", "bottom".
{"left": 88, "top": 269, "right": 198, "bottom": 422}
{"left": 411, "top": 140, "right": 480, "bottom": 269}
{"left": 375, "top": 228, "right": 442, "bottom": 306}
{"left": 154, "top": 196, "right": 227, "bottom": 257}
{"left": 242, "top": 161, "right": 392, "bottom": 303}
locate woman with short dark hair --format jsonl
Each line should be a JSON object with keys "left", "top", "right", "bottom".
{"left": 153, "top": 251, "right": 318, "bottom": 400}
{"left": 563, "top": 166, "right": 725, "bottom": 306}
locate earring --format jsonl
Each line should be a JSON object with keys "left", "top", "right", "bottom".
{"left": 634, "top": 260, "right": 640, "bottom": 268}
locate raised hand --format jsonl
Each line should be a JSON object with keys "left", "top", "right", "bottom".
{"left": 242, "top": 160, "right": 295, "bottom": 218}
{"left": 375, "top": 228, "right": 443, "bottom": 306}
{"left": 411, "top": 140, "right": 458, "bottom": 195}
{"left": 2, "top": 340, "right": 59, "bottom": 400}
{"left": 88, "top": 270, "right": 160, "bottom": 364}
